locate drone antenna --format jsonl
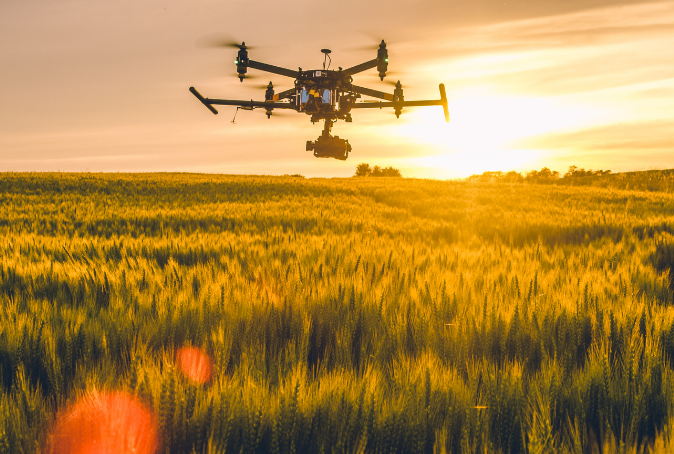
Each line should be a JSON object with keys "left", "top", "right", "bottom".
{"left": 321, "top": 49, "right": 331, "bottom": 70}
{"left": 231, "top": 107, "right": 240, "bottom": 124}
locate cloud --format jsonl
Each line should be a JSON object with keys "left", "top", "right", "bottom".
{"left": 413, "top": 1, "right": 674, "bottom": 95}
{"left": 421, "top": 1, "right": 674, "bottom": 54}
{"left": 514, "top": 120, "right": 674, "bottom": 152}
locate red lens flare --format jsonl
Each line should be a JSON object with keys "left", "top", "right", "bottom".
{"left": 47, "top": 391, "right": 160, "bottom": 454}
{"left": 176, "top": 346, "right": 214, "bottom": 384}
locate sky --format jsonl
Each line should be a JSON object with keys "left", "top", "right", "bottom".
{"left": 1, "top": 0, "right": 673, "bottom": 179}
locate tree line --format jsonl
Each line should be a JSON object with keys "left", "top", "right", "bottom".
{"left": 468, "top": 166, "right": 613, "bottom": 183}
{"left": 354, "top": 163, "right": 402, "bottom": 177}
{"left": 467, "top": 166, "right": 674, "bottom": 192}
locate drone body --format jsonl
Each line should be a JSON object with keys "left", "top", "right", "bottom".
{"left": 189, "top": 41, "right": 449, "bottom": 160}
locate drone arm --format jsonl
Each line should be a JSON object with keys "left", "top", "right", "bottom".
{"left": 248, "top": 60, "right": 298, "bottom": 78}
{"left": 190, "top": 87, "right": 296, "bottom": 113}
{"left": 351, "top": 85, "right": 393, "bottom": 101}
{"left": 350, "top": 84, "right": 450, "bottom": 122}
{"left": 342, "top": 59, "right": 378, "bottom": 76}
{"left": 273, "top": 87, "right": 295, "bottom": 101}
{"left": 190, "top": 87, "right": 219, "bottom": 114}
{"left": 207, "top": 99, "right": 297, "bottom": 109}
{"left": 351, "top": 100, "right": 447, "bottom": 120}
{"left": 352, "top": 100, "right": 440, "bottom": 107}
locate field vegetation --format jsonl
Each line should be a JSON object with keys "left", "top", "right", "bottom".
{"left": 469, "top": 166, "right": 674, "bottom": 192}
{"left": 2, "top": 171, "right": 674, "bottom": 453}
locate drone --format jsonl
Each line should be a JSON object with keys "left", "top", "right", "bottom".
{"left": 189, "top": 40, "right": 449, "bottom": 161}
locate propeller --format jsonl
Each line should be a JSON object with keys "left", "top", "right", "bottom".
{"left": 358, "top": 75, "right": 412, "bottom": 88}
{"left": 231, "top": 73, "right": 261, "bottom": 80}
{"left": 347, "top": 39, "right": 389, "bottom": 53}
{"left": 350, "top": 32, "right": 427, "bottom": 54}
{"left": 249, "top": 82, "right": 277, "bottom": 90}
{"left": 263, "top": 110, "right": 294, "bottom": 117}
{"left": 196, "top": 34, "right": 257, "bottom": 50}
{"left": 363, "top": 76, "right": 401, "bottom": 86}
{"left": 348, "top": 43, "right": 384, "bottom": 52}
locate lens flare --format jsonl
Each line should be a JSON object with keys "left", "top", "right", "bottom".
{"left": 47, "top": 391, "right": 159, "bottom": 454}
{"left": 176, "top": 346, "right": 214, "bottom": 384}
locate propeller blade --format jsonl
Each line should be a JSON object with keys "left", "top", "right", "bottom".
{"left": 233, "top": 73, "right": 261, "bottom": 80}
{"left": 347, "top": 44, "right": 381, "bottom": 52}
{"left": 265, "top": 110, "right": 294, "bottom": 117}
{"left": 381, "top": 78, "right": 402, "bottom": 87}
{"left": 346, "top": 39, "right": 388, "bottom": 52}
{"left": 196, "top": 34, "right": 256, "bottom": 50}
{"left": 359, "top": 75, "right": 411, "bottom": 88}
{"left": 249, "top": 82, "right": 277, "bottom": 90}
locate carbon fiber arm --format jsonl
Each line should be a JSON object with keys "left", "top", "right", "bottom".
{"left": 190, "top": 87, "right": 296, "bottom": 115}
{"left": 351, "top": 85, "right": 393, "bottom": 101}
{"left": 342, "top": 59, "right": 378, "bottom": 76}
{"left": 248, "top": 60, "right": 298, "bottom": 78}
{"left": 273, "top": 87, "right": 296, "bottom": 101}
{"left": 350, "top": 84, "right": 449, "bottom": 122}
{"left": 350, "top": 100, "right": 443, "bottom": 108}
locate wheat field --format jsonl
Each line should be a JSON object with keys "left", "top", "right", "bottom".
{"left": 2, "top": 172, "right": 674, "bottom": 453}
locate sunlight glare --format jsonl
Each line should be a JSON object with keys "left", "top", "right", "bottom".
{"left": 176, "top": 346, "right": 214, "bottom": 384}
{"left": 389, "top": 88, "right": 615, "bottom": 177}
{"left": 49, "top": 391, "right": 160, "bottom": 454}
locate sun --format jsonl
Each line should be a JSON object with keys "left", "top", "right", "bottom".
{"left": 385, "top": 88, "right": 609, "bottom": 178}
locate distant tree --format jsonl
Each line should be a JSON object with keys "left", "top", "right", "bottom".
{"left": 525, "top": 167, "right": 560, "bottom": 183}
{"left": 504, "top": 170, "right": 524, "bottom": 183}
{"left": 468, "top": 171, "right": 501, "bottom": 182}
{"left": 564, "top": 165, "right": 579, "bottom": 178}
{"left": 539, "top": 167, "right": 559, "bottom": 179}
{"left": 563, "top": 166, "right": 612, "bottom": 179}
{"left": 354, "top": 163, "right": 372, "bottom": 177}
{"left": 380, "top": 166, "right": 402, "bottom": 177}
{"left": 468, "top": 170, "right": 523, "bottom": 183}
{"left": 355, "top": 164, "right": 402, "bottom": 177}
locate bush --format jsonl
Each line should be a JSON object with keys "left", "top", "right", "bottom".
{"left": 355, "top": 163, "right": 372, "bottom": 177}
{"left": 354, "top": 164, "right": 402, "bottom": 177}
